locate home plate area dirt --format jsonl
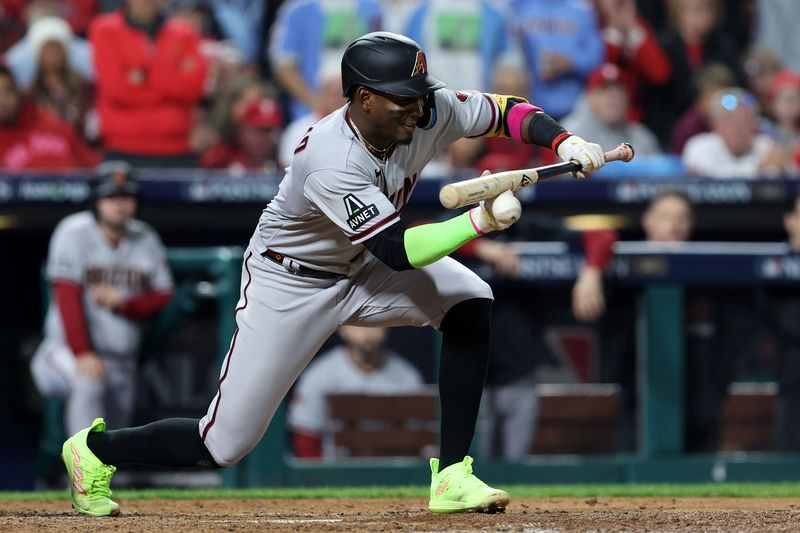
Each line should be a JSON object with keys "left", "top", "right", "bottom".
{"left": 3, "top": 497, "right": 800, "bottom": 532}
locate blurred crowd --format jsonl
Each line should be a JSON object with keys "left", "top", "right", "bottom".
{"left": 0, "top": 0, "right": 797, "bottom": 177}
{"left": 10, "top": 1, "right": 800, "bottom": 478}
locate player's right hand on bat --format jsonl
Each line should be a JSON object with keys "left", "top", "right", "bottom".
{"left": 469, "top": 189, "right": 521, "bottom": 233}
{"left": 557, "top": 135, "right": 605, "bottom": 178}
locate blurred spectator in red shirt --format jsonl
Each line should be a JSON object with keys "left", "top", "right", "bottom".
{"left": 668, "top": 63, "right": 736, "bottom": 154}
{"left": 764, "top": 71, "right": 800, "bottom": 152}
{"left": 89, "top": 0, "right": 208, "bottom": 167}
{"left": 593, "top": 0, "right": 671, "bottom": 122}
{"left": 207, "top": 73, "right": 270, "bottom": 155}
{"left": 642, "top": 0, "right": 742, "bottom": 147}
{"left": 26, "top": 16, "right": 94, "bottom": 138}
{"left": 201, "top": 97, "right": 282, "bottom": 174}
{"left": 0, "top": 65, "right": 98, "bottom": 169}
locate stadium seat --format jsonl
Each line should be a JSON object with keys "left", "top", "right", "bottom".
{"left": 531, "top": 383, "right": 621, "bottom": 455}
{"left": 326, "top": 390, "right": 439, "bottom": 458}
{"left": 719, "top": 382, "right": 777, "bottom": 452}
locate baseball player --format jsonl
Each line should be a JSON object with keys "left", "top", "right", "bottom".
{"left": 31, "top": 162, "right": 174, "bottom": 438}
{"left": 61, "top": 32, "right": 606, "bottom": 516}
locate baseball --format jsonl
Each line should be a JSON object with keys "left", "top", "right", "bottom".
{"left": 491, "top": 191, "right": 521, "bottom": 226}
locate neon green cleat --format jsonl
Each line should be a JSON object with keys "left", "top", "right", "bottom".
{"left": 428, "top": 455, "right": 510, "bottom": 514}
{"left": 62, "top": 418, "right": 120, "bottom": 516}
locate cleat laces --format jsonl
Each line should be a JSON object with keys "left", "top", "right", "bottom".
{"left": 89, "top": 466, "right": 115, "bottom": 499}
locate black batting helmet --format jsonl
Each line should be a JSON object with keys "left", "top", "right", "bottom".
{"left": 92, "top": 161, "right": 138, "bottom": 200}
{"left": 341, "top": 32, "right": 445, "bottom": 98}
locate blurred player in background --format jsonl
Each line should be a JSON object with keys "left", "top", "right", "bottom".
{"left": 288, "top": 326, "right": 423, "bottom": 459}
{"left": 30, "top": 162, "right": 173, "bottom": 436}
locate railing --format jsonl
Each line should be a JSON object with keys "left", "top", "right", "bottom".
{"left": 0, "top": 171, "right": 797, "bottom": 207}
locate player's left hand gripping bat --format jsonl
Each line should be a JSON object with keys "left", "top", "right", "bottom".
{"left": 439, "top": 142, "right": 635, "bottom": 209}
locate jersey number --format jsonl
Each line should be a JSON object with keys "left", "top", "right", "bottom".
{"left": 294, "top": 127, "right": 313, "bottom": 155}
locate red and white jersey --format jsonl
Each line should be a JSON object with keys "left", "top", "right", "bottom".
{"left": 44, "top": 211, "right": 173, "bottom": 357}
{"left": 256, "top": 89, "right": 502, "bottom": 275}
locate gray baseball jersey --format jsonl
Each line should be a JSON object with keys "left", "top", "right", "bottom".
{"left": 43, "top": 211, "right": 173, "bottom": 357}
{"left": 199, "top": 89, "right": 501, "bottom": 466}
{"left": 255, "top": 89, "right": 500, "bottom": 273}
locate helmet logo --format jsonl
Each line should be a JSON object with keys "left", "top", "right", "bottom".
{"left": 411, "top": 51, "right": 427, "bottom": 77}
{"left": 112, "top": 172, "right": 127, "bottom": 184}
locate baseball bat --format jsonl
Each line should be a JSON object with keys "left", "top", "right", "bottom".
{"left": 439, "top": 142, "right": 635, "bottom": 209}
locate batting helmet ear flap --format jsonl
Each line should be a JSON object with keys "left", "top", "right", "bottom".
{"left": 416, "top": 92, "right": 438, "bottom": 130}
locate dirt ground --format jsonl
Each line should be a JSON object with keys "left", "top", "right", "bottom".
{"left": 3, "top": 497, "right": 800, "bottom": 532}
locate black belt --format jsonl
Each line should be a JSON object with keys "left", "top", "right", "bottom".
{"left": 262, "top": 249, "right": 343, "bottom": 279}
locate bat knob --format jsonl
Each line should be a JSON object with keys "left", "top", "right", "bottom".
{"left": 439, "top": 185, "right": 459, "bottom": 209}
{"left": 621, "top": 142, "right": 635, "bottom": 162}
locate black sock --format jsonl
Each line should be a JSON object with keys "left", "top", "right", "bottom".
{"left": 438, "top": 298, "right": 492, "bottom": 470}
{"left": 86, "top": 418, "right": 220, "bottom": 468}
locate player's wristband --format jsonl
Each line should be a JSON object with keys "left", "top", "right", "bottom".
{"left": 507, "top": 102, "right": 540, "bottom": 142}
{"left": 404, "top": 212, "right": 480, "bottom": 268}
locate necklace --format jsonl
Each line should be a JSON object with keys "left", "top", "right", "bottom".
{"left": 349, "top": 115, "right": 395, "bottom": 162}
